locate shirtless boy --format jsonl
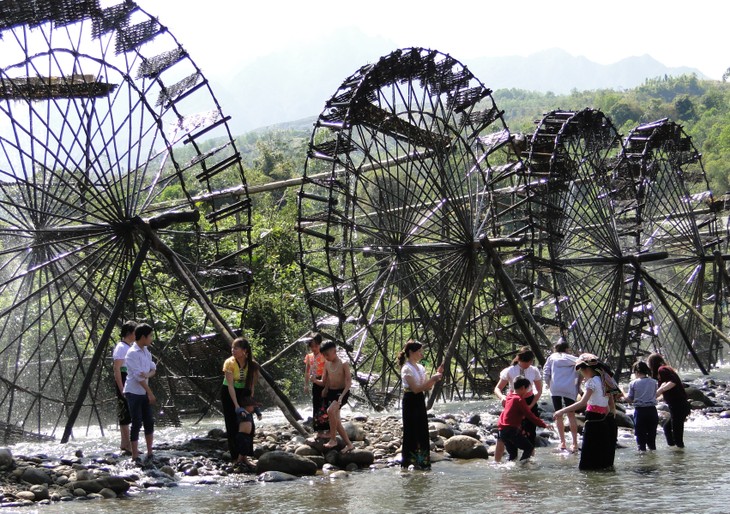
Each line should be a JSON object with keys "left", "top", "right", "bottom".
{"left": 320, "top": 341, "right": 354, "bottom": 452}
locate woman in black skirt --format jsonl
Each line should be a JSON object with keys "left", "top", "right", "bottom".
{"left": 399, "top": 340, "right": 443, "bottom": 470}
{"left": 554, "top": 353, "right": 618, "bottom": 470}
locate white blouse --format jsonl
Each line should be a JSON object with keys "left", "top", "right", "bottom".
{"left": 401, "top": 361, "right": 427, "bottom": 391}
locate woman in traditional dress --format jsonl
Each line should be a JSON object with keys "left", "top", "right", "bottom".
{"left": 554, "top": 353, "right": 618, "bottom": 470}
{"left": 399, "top": 340, "right": 443, "bottom": 470}
{"left": 221, "top": 337, "right": 260, "bottom": 462}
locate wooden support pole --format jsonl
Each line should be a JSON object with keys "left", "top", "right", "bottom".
{"left": 637, "top": 266, "right": 710, "bottom": 375}
{"left": 427, "top": 262, "right": 491, "bottom": 409}
{"left": 144, "top": 227, "right": 308, "bottom": 435}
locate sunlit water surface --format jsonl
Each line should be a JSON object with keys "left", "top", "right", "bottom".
{"left": 8, "top": 368, "right": 730, "bottom": 513}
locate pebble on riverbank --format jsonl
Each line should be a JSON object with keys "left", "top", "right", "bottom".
{"left": 2, "top": 377, "right": 729, "bottom": 505}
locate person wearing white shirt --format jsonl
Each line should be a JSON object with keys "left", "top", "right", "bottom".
{"left": 112, "top": 320, "right": 137, "bottom": 455}
{"left": 123, "top": 323, "right": 157, "bottom": 462}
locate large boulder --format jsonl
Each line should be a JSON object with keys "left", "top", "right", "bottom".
{"left": 444, "top": 435, "right": 489, "bottom": 459}
{"left": 0, "top": 448, "right": 13, "bottom": 469}
{"left": 336, "top": 449, "right": 374, "bottom": 468}
{"left": 67, "top": 476, "right": 130, "bottom": 494}
{"left": 21, "top": 467, "right": 53, "bottom": 485}
{"left": 685, "top": 387, "right": 714, "bottom": 406}
{"left": 255, "top": 451, "right": 317, "bottom": 476}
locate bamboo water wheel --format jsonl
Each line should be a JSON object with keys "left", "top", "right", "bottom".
{"left": 0, "top": 0, "right": 252, "bottom": 442}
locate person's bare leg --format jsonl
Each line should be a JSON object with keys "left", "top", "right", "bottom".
{"left": 556, "top": 415, "right": 567, "bottom": 449}
{"left": 324, "top": 403, "right": 340, "bottom": 448}
{"left": 145, "top": 432, "right": 154, "bottom": 458}
{"left": 494, "top": 439, "right": 505, "bottom": 462}
{"left": 336, "top": 422, "right": 354, "bottom": 452}
{"left": 130, "top": 440, "right": 139, "bottom": 461}
{"left": 120, "top": 424, "right": 131, "bottom": 452}
{"left": 568, "top": 412, "right": 579, "bottom": 452}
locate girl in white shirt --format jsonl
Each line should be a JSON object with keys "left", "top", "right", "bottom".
{"left": 554, "top": 353, "right": 618, "bottom": 470}
{"left": 399, "top": 340, "right": 443, "bottom": 470}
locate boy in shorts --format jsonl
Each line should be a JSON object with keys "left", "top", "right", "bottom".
{"left": 320, "top": 341, "right": 354, "bottom": 453}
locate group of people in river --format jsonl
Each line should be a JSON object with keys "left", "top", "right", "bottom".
{"left": 112, "top": 323, "right": 690, "bottom": 474}
{"left": 391, "top": 338, "right": 691, "bottom": 472}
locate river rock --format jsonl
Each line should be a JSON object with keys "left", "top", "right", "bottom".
{"left": 255, "top": 451, "right": 317, "bottom": 476}
{"left": 430, "top": 422, "right": 454, "bottom": 439}
{"left": 29, "top": 484, "right": 49, "bottom": 501}
{"left": 444, "top": 435, "right": 489, "bottom": 459}
{"left": 614, "top": 411, "right": 634, "bottom": 429}
{"left": 686, "top": 386, "right": 714, "bottom": 406}
{"left": 306, "top": 455, "right": 325, "bottom": 468}
{"left": 344, "top": 422, "right": 366, "bottom": 442}
{"left": 160, "top": 465, "right": 176, "bottom": 477}
{"left": 294, "top": 445, "right": 320, "bottom": 457}
{"left": 75, "top": 469, "right": 94, "bottom": 481}
{"left": 67, "top": 476, "right": 131, "bottom": 494}
{"left": 21, "top": 467, "right": 53, "bottom": 485}
{"left": 336, "top": 449, "right": 374, "bottom": 468}
{"left": 329, "top": 469, "right": 349, "bottom": 479}
{"left": 720, "top": 410, "right": 730, "bottom": 419}
{"left": 16, "top": 491, "right": 37, "bottom": 502}
{"left": 99, "top": 488, "right": 118, "bottom": 499}
{"left": 258, "top": 471, "right": 299, "bottom": 482}
{"left": 73, "top": 488, "right": 87, "bottom": 497}
{"left": 0, "top": 448, "right": 13, "bottom": 469}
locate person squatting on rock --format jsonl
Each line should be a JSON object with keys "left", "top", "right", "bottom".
{"left": 493, "top": 346, "right": 543, "bottom": 462}
{"left": 398, "top": 340, "right": 443, "bottom": 470}
{"left": 221, "top": 337, "right": 261, "bottom": 462}
{"left": 112, "top": 320, "right": 137, "bottom": 455}
{"left": 542, "top": 338, "right": 582, "bottom": 453}
{"left": 320, "top": 340, "right": 354, "bottom": 453}
{"left": 554, "top": 353, "right": 619, "bottom": 470}
{"left": 497, "top": 377, "right": 552, "bottom": 461}
{"left": 625, "top": 360, "right": 659, "bottom": 451}
{"left": 123, "top": 323, "right": 157, "bottom": 463}
{"left": 648, "top": 353, "right": 691, "bottom": 449}
{"left": 234, "top": 396, "right": 261, "bottom": 470}
{"left": 303, "top": 332, "right": 328, "bottom": 435}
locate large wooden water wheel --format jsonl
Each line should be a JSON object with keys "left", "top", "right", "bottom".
{"left": 618, "top": 119, "right": 729, "bottom": 372}
{"left": 297, "top": 48, "right": 547, "bottom": 408}
{"left": 0, "top": 0, "right": 253, "bottom": 441}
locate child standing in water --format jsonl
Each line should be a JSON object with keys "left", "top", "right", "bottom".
{"left": 303, "top": 332, "right": 328, "bottom": 435}
{"left": 497, "top": 377, "right": 551, "bottom": 461}
{"left": 234, "top": 396, "right": 260, "bottom": 470}
{"left": 626, "top": 361, "right": 658, "bottom": 451}
{"left": 320, "top": 341, "right": 354, "bottom": 453}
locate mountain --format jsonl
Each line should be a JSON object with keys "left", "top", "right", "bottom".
{"left": 209, "top": 34, "right": 705, "bottom": 134}
{"left": 464, "top": 48, "right": 704, "bottom": 93}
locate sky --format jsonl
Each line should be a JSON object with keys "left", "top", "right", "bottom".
{"left": 137, "top": 0, "right": 728, "bottom": 81}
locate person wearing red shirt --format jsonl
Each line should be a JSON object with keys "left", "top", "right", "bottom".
{"left": 497, "top": 377, "right": 551, "bottom": 461}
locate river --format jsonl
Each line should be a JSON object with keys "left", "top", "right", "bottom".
{"left": 7, "top": 368, "right": 730, "bottom": 513}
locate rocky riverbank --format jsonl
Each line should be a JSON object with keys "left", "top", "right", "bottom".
{"left": 3, "top": 378, "right": 730, "bottom": 508}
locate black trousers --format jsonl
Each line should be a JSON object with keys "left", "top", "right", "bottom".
{"left": 221, "top": 385, "right": 251, "bottom": 460}
{"left": 664, "top": 400, "right": 690, "bottom": 448}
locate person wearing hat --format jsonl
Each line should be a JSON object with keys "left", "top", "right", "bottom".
{"left": 553, "top": 353, "right": 618, "bottom": 470}
{"left": 398, "top": 340, "right": 443, "bottom": 470}
{"left": 493, "top": 346, "right": 543, "bottom": 462}
{"left": 234, "top": 396, "right": 261, "bottom": 470}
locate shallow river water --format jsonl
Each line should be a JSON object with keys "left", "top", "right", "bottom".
{"left": 8, "top": 369, "right": 730, "bottom": 513}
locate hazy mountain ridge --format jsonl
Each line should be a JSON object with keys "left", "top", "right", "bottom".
{"left": 210, "top": 30, "right": 704, "bottom": 134}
